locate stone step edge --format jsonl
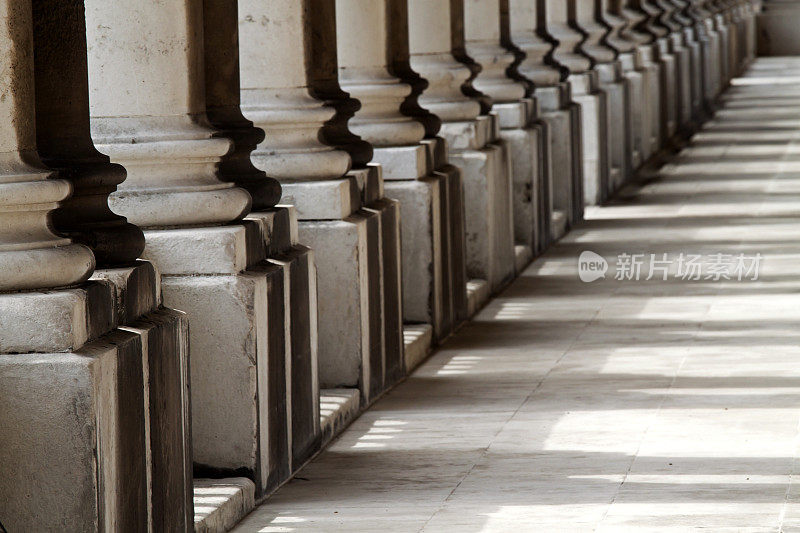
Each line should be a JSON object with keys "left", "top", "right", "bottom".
{"left": 193, "top": 478, "right": 255, "bottom": 533}
{"left": 193, "top": 388, "right": 361, "bottom": 532}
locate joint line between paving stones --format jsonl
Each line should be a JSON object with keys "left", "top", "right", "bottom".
{"left": 417, "top": 305, "right": 605, "bottom": 533}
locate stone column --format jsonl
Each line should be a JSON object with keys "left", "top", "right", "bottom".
{"left": 651, "top": 1, "right": 694, "bottom": 132}
{"left": 236, "top": 0, "right": 399, "bottom": 414}
{"left": 458, "top": 0, "right": 535, "bottom": 284}
{"left": 601, "top": 1, "right": 649, "bottom": 168}
{"left": 336, "top": 0, "right": 473, "bottom": 345}
{"left": 742, "top": 0, "right": 758, "bottom": 64}
{"left": 670, "top": 0, "right": 706, "bottom": 124}
{"left": 541, "top": 0, "right": 609, "bottom": 208}
{"left": 84, "top": 0, "right": 298, "bottom": 498}
{"left": 692, "top": 0, "right": 724, "bottom": 107}
{"left": 722, "top": 0, "right": 749, "bottom": 77}
{"left": 206, "top": 0, "right": 321, "bottom": 480}
{"left": 708, "top": 1, "right": 733, "bottom": 89}
{"left": 507, "top": 0, "right": 577, "bottom": 241}
{"left": 406, "top": 0, "right": 513, "bottom": 323}
{"left": 406, "top": 0, "right": 488, "bottom": 326}
{"left": 573, "top": 0, "right": 632, "bottom": 195}
{"left": 1, "top": 0, "right": 192, "bottom": 529}
{"left": 686, "top": 0, "right": 714, "bottom": 115}
{"left": 619, "top": 1, "right": 674, "bottom": 154}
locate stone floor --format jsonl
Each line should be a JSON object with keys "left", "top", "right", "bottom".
{"left": 232, "top": 58, "right": 800, "bottom": 532}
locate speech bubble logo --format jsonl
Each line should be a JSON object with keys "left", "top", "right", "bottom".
{"left": 578, "top": 251, "right": 608, "bottom": 282}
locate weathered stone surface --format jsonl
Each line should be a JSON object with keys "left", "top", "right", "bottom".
{"left": 319, "top": 388, "right": 361, "bottom": 446}
{"left": 279, "top": 178, "right": 361, "bottom": 221}
{"left": 126, "top": 310, "right": 192, "bottom": 532}
{"left": 0, "top": 323, "right": 188, "bottom": 531}
{"left": 369, "top": 197, "right": 405, "bottom": 385}
{"left": 298, "top": 213, "right": 380, "bottom": 399}
{"left": 238, "top": 0, "right": 352, "bottom": 182}
{"left": 91, "top": 260, "right": 160, "bottom": 323}
{"left": 573, "top": 1, "right": 631, "bottom": 192}
{"left": 501, "top": 128, "right": 541, "bottom": 251}
{"left": 384, "top": 178, "right": 444, "bottom": 329}
{"left": 0, "top": 281, "right": 115, "bottom": 354}
{"left": 540, "top": 1, "right": 608, "bottom": 209}
{"left": 403, "top": 324, "right": 433, "bottom": 372}
{"left": 142, "top": 226, "right": 255, "bottom": 276}
{"left": 450, "top": 145, "right": 515, "bottom": 291}
{"left": 372, "top": 145, "right": 430, "bottom": 181}
{"left": 163, "top": 270, "right": 282, "bottom": 494}
{"left": 33, "top": 0, "right": 146, "bottom": 268}
{"left": 0, "top": 0, "right": 95, "bottom": 292}
{"left": 507, "top": 0, "right": 579, "bottom": 240}
{"left": 194, "top": 478, "right": 256, "bottom": 533}
{"left": 267, "top": 245, "right": 321, "bottom": 470}
{"left": 335, "top": 0, "right": 426, "bottom": 148}
{"left": 336, "top": 0, "right": 466, "bottom": 347}
{"left": 85, "top": 0, "right": 252, "bottom": 229}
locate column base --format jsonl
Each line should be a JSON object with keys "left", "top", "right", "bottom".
{"left": 536, "top": 86, "right": 577, "bottom": 241}
{"left": 0, "top": 265, "right": 191, "bottom": 531}
{"left": 493, "top": 98, "right": 543, "bottom": 257}
{"left": 619, "top": 52, "right": 646, "bottom": 170}
{"left": 669, "top": 32, "right": 694, "bottom": 131}
{"left": 298, "top": 211, "right": 383, "bottom": 402}
{"left": 655, "top": 38, "right": 680, "bottom": 143}
{"left": 149, "top": 210, "right": 316, "bottom": 497}
{"left": 382, "top": 138, "right": 467, "bottom": 343}
{"left": 595, "top": 63, "right": 630, "bottom": 193}
{"left": 450, "top": 139, "right": 515, "bottom": 293}
{"left": 569, "top": 72, "right": 609, "bottom": 207}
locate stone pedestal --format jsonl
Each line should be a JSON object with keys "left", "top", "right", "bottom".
{"left": 84, "top": 0, "right": 320, "bottom": 499}
{"left": 337, "top": 0, "right": 468, "bottom": 340}
{"left": 618, "top": 2, "right": 675, "bottom": 154}
{"left": 209, "top": 0, "right": 321, "bottom": 480}
{"left": 540, "top": 0, "right": 609, "bottom": 208}
{"left": 603, "top": 4, "right": 647, "bottom": 169}
{"left": 509, "top": 0, "right": 582, "bottom": 240}
{"left": 688, "top": 1, "right": 721, "bottom": 112}
{"left": 703, "top": 3, "right": 725, "bottom": 103}
{"left": 462, "top": 0, "right": 536, "bottom": 276}
{"left": 410, "top": 0, "right": 518, "bottom": 290}
{"left": 1, "top": 1, "right": 191, "bottom": 530}
{"left": 92, "top": 263, "right": 193, "bottom": 532}
{"left": 0, "top": 309, "right": 190, "bottom": 532}
{"left": 284, "top": 170, "right": 400, "bottom": 402}
{"left": 152, "top": 208, "right": 318, "bottom": 489}
{"left": 238, "top": 0, "right": 400, "bottom": 408}
{"left": 598, "top": 62, "right": 631, "bottom": 193}
{"left": 711, "top": 3, "right": 733, "bottom": 90}
{"left": 574, "top": 2, "right": 632, "bottom": 194}
{"left": 1, "top": 268, "right": 192, "bottom": 532}
{"left": 674, "top": 0, "right": 706, "bottom": 122}
{"left": 657, "top": 1, "right": 695, "bottom": 132}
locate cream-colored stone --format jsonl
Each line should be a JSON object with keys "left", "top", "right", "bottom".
{"left": 336, "top": 0, "right": 425, "bottom": 147}
{"left": 407, "top": 0, "right": 482, "bottom": 124}
{"left": 463, "top": 0, "right": 527, "bottom": 105}
{"left": 238, "top": 0, "right": 352, "bottom": 182}
{"left": 0, "top": 0, "right": 94, "bottom": 291}
{"left": 509, "top": 0, "right": 562, "bottom": 87}
{"left": 86, "top": 0, "right": 251, "bottom": 228}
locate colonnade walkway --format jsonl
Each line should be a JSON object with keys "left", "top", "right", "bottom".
{"left": 233, "top": 58, "right": 800, "bottom": 532}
